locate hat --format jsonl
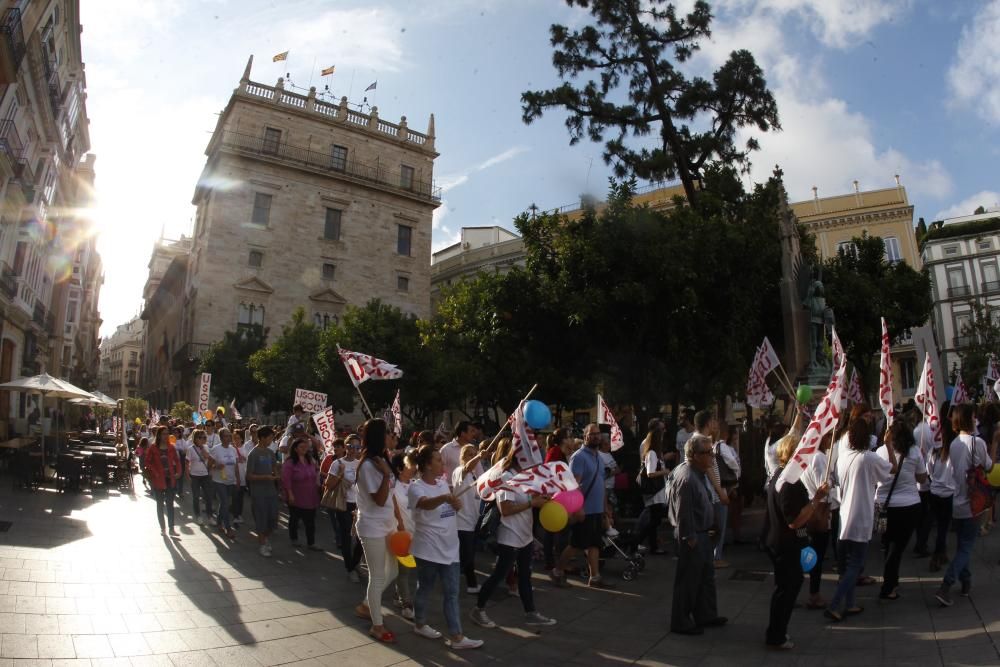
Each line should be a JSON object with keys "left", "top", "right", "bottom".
{"left": 291, "top": 423, "right": 306, "bottom": 434}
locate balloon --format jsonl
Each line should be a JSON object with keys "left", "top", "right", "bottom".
{"left": 388, "top": 530, "right": 412, "bottom": 557}
{"left": 553, "top": 489, "right": 584, "bottom": 514}
{"left": 539, "top": 500, "right": 568, "bottom": 532}
{"left": 800, "top": 545, "right": 818, "bottom": 573}
{"left": 396, "top": 554, "right": 416, "bottom": 568}
{"left": 988, "top": 464, "right": 1000, "bottom": 487}
{"left": 945, "top": 386, "right": 955, "bottom": 401}
{"left": 795, "top": 385, "right": 813, "bottom": 404}
{"left": 217, "top": 406, "right": 226, "bottom": 415}
{"left": 524, "top": 400, "right": 552, "bottom": 430}
{"left": 203, "top": 409, "right": 214, "bottom": 420}
{"left": 134, "top": 418, "right": 142, "bottom": 425}
{"left": 169, "top": 435, "right": 176, "bottom": 445}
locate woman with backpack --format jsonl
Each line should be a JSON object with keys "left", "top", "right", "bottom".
{"left": 934, "top": 403, "right": 997, "bottom": 606}
{"left": 635, "top": 426, "right": 670, "bottom": 554}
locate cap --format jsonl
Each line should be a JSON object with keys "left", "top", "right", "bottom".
{"left": 291, "top": 423, "right": 306, "bottom": 434}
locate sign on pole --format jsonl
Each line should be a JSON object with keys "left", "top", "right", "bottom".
{"left": 198, "top": 373, "right": 212, "bottom": 411}
{"left": 312, "top": 406, "right": 337, "bottom": 452}
{"left": 294, "top": 388, "right": 328, "bottom": 413}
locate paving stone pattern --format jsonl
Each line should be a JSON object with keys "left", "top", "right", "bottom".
{"left": 1, "top": 477, "right": 999, "bottom": 666}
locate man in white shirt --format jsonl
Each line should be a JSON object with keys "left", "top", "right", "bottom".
{"left": 675, "top": 411, "right": 694, "bottom": 460}
{"left": 204, "top": 421, "right": 222, "bottom": 448}
{"left": 440, "top": 421, "right": 474, "bottom": 481}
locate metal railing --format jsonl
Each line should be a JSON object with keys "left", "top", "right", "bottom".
{"left": 12, "top": 157, "right": 34, "bottom": 202}
{"left": 983, "top": 280, "right": 1000, "bottom": 294}
{"left": 954, "top": 335, "right": 971, "bottom": 349}
{"left": 0, "top": 119, "right": 23, "bottom": 167}
{"left": 948, "top": 285, "right": 971, "bottom": 298}
{"left": 0, "top": 8, "right": 26, "bottom": 75}
{"left": 0, "top": 262, "right": 17, "bottom": 299}
{"left": 218, "top": 131, "right": 441, "bottom": 202}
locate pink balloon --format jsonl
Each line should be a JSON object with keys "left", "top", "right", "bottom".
{"left": 553, "top": 489, "right": 584, "bottom": 514}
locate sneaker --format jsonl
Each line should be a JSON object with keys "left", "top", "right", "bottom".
{"left": 935, "top": 585, "right": 954, "bottom": 607}
{"left": 348, "top": 570, "right": 361, "bottom": 583}
{"left": 169, "top": 528, "right": 179, "bottom": 537}
{"left": 605, "top": 527, "right": 620, "bottom": 538}
{"left": 767, "top": 639, "right": 795, "bottom": 650}
{"left": 506, "top": 587, "right": 519, "bottom": 597}
{"left": 549, "top": 570, "right": 567, "bottom": 587}
{"left": 524, "top": 612, "right": 556, "bottom": 626}
{"left": 471, "top": 608, "right": 496, "bottom": 628}
{"left": 466, "top": 585, "right": 481, "bottom": 594}
{"left": 264, "top": 544, "right": 273, "bottom": 557}
{"left": 195, "top": 515, "right": 204, "bottom": 526}
{"left": 413, "top": 624, "right": 440, "bottom": 639}
{"left": 446, "top": 637, "right": 484, "bottom": 650}
{"left": 402, "top": 606, "right": 415, "bottom": 620}
{"left": 259, "top": 545, "right": 270, "bottom": 557}
{"left": 233, "top": 517, "right": 243, "bottom": 526}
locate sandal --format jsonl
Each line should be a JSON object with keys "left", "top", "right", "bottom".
{"left": 845, "top": 606, "right": 864, "bottom": 616}
{"left": 355, "top": 604, "right": 371, "bottom": 620}
{"left": 369, "top": 629, "right": 396, "bottom": 644}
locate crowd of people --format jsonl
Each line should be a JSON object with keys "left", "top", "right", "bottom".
{"left": 130, "top": 396, "right": 998, "bottom": 652}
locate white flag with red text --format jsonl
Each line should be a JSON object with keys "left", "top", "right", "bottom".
{"left": 311, "top": 406, "right": 337, "bottom": 453}
{"left": 848, "top": 368, "right": 864, "bottom": 404}
{"left": 879, "top": 318, "right": 895, "bottom": 426}
{"left": 597, "top": 394, "right": 625, "bottom": 452}
{"left": 229, "top": 399, "right": 242, "bottom": 422}
{"left": 476, "top": 460, "right": 579, "bottom": 503}
{"left": 337, "top": 345, "right": 403, "bottom": 387}
{"left": 777, "top": 353, "right": 847, "bottom": 490}
{"left": 915, "top": 352, "right": 942, "bottom": 446}
{"left": 952, "top": 378, "right": 970, "bottom": 405}
{"left": 390, "top": 390, "right": 402, "bottom": 436}
{"left": 746, "top": 337, "right": 780, "bottom": 408}
{"left": 830, "top": 327, "right": 845, "bottom": 380}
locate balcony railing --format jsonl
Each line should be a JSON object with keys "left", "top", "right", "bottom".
{"left": 47, "top": 69, "right": 62, "bottom": 116}
{"left": 171, "top": 342, "right": 210, "bottom": 371}
{"left": 0, "top": 262, "right": 16, "bottom": 300}
{"left": 0, "top": 119, "right": 23, "bottom": 170}
{"left": 948, "top": 285, "right": 971, "bottom": 298}
{"left": 954, "top": 335, "right": 971, "bottom": 349}
{"left": 0, "top": 8, "right": 26, "bottom": 85}
{"left": 12, "top": 157, "right": 34, "bottom": 202}
{"left": 217, "top": 131, "right": 442, "bottom": 203}
{"left": 983, "top": 280, "right": 1000, "bottom": 294}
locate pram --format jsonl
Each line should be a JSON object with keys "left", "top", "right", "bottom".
{"left": 599, "top": 528, "right": 646, "bottom": 581}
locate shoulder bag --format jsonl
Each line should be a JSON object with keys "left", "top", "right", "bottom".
{"left": 873, "top": 453, "right": 903, "bottom": 538}
{"left": 638, "top": 454, "right": 667, "bottom": 496}
{"left": 965, "top": 436, "right": 994, "bottom": 517}
{"left": 320, "top": 460, "right": 348, "bottom": 512}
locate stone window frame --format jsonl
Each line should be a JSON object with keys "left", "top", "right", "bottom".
{"left": 248, "top": 250, "right": 264, "bottom": 268}
{"left": 397, "top": 224, "right": 412, "bottom": 257}
{"left": 251, "top": 192, "right": 273, "bottom": 226}
{"left": 323, "top": 207, "right": 342, "bottom": 241}
{"left": 396, "top": 271, "right": 410, "bottom": 293}
{"left": 322, "top": 262, "right": 336, "bottom": 281}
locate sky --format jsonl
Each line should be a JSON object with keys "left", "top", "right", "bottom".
{"left": 81, "top": 0, "right": 1000, "bottom": 338}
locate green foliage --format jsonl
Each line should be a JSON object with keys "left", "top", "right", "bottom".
{"left": 122, "top": 397, "right": 149, "bottom": 423}
{"left": 915, "top": 217, "right": 928, "bottom": 246}
{"left": 200, "top": 325, "right": 267, "bottom": 403}
{"left": 522, "top": 0, "right": 779, "bottom": 206}
{"left": 921, "top": 216, "right": 1000, "bottom": 246}
{"left": 823, "top": 233, "right": 933, "bottom": 393}
{"left": 169, "top": 401, "right": 195, "bottom": 421}
{"left": 957, "top": 301, "right": 1000, "bottom": 393}
{"left": 249, "top": 309, "right": 323, "bottom": 413}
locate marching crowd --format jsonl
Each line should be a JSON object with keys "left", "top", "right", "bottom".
{"left": 131, "top": 396, "right": 998, "bottom": 652}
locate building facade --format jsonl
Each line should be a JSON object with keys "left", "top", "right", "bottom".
{"left": 0, "top": 0, "right": 100, "bottom": 432}
{"left": 431, "top": 226, "right": 523, "bottom": 305}
{"left": 142, "top": 57, "right": 440, "bottom": 407}
{"left": 98, "top": 316, "right": 142, "bottom": 400}
{"left": 921, "top": 209, "right": 1000, "bottom": 384}
{"left": 138, "top": 236, "right": 191, "bottom": 407}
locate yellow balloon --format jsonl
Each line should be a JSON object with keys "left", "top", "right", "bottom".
{"left": 989, "top": 464, "right": 1000, "bottom": 488}
{"left": 396, "top": 554, "right": 416, "bottom": 568}
{"left": 539, "top": 500, "right": 568, "bottom": 533}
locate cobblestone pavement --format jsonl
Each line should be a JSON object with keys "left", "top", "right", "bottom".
{"left": 1, "top": 476, "right": 999, "bottom": 666}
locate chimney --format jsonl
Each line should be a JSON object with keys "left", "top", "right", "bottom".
{"left": 853, "top": 180, "right": 861, "bottom": 206}
{"left": 812, "top": 186, "right": 820, "bottom": 213}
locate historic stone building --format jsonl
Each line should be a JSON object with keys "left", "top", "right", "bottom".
{"left": 0, "top": 0, "right": 101, "bottom": 432}
{"left": 98, "top": 316, "right": 143, "bottom": 400}
{"left": 142, "top": 57, "right": 439, "bottom": 407}
{"left": 138, "top": 236, "right": 191, "bottom": 408}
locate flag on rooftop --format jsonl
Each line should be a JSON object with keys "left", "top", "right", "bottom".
{"left": 365, "top": 81, "right": 377, "bottom": 92}
{"left": 321, "top": 65, "right": 335, "bottom": 76}
{"left": 273, "top": 51, "right": 289, "bottom": 62}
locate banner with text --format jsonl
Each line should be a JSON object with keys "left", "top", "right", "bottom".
{"left": 312, "top": 406, "right": 337, "bottom": 452}
{"left": 197, "top": 373, "right": 212, "bottom": 412}
{"left": 294, "top": 388, "right": 328, "bottom": 413}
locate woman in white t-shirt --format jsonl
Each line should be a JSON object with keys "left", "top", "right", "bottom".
{"left": 209, "top": 427, "right": 241, "bottom": 540}
{"left": 935, "top": 404, "right": 997, "bottom": 606}
{"left": 635, "top": 428, "right": 669, "bottom": 554}
{"left": 875, "top": 421, "right": 927, "bottom": 600}
{"left": 231, "top": 429, "right": 252, "bottom": 527}
{"left": 408, "top": 445, "right": 483, "bottom": 650}
{"left": 353, "top": 419, "right": 400, "bottom": 643}
{"left": 825, "top": 408, "right": 893, "bottom": 622}
{"left": 452, "top": 444, "right": 484, "bottom": 592}
{"left": 801, "top": 431, "right": 837, "bottom": 609}
{"left": 927, "top": 416, "right": 957, "bottom": 572}
{"left": 390, "top": 450, "right": 417, "bottom": 621}
{"left": 471, "top": 437, "right": 556, "bottom": 630}
{"left": 322, "top": 436, "right": 363, "bottom": 581}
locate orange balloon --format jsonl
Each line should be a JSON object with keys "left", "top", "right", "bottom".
{"left": 203, "top": 410, "right": 214, "bottom": 419}
{"left": 388, "top": 531, "right": 412, "bottom": 557}
{"left": 169, "top": 435, "right": 177, "bottom": 445}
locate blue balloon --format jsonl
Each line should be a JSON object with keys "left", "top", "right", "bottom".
{"left": 800, "top": 545, "right": 818, "bottom": 573}
{"left": 945, "top": 386, "right": 955, "bottom": 401}
{"left": 523, "top": 400, "right": 552, "bottom": 430}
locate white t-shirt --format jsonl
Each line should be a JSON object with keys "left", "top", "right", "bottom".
{"left": 332, "top": 458, "right": 360, "bottom": 504}
{"left": 948, "top": 434, "right": 994, "bottom": 520}
{"left": 236, "top": 443, "right": 253, "bottom": 486}
{"left": 209, "top": 444, "right": 239, "bottom": 485}
{"left": 913, "top": 422, "right": 935, "bottom": 492}
{"left": 676, "top": 428, "right": 693, "bottom": 452}
{"left": 186, "top": 442, "right": 211, "bottom": 477}
{"left": 355, "top": 459, "right": 397, "bottom": 538}
{"left": 393, "top": 480, "right": 414, "bottom": 534}
{"left": 496, "top": 487, "right": 533, "bottom": 549}
{"left": 599, "top": 451, "right": 618, "bottom": 490}
{"left": 801, "top": 448, "right": 839, "bottom": 509}
{"left": 875, "top": 445, "right": 923, "bottom": 508}
{"left": 716, "top": 440, "right": 741, "bottom": 480}
{"left": 205, "top": 433, "right": 221, "bottom": 449}
{"left": 451, "top": 466, "right": 481, "bottom": 531}
{"left": 927, "top": 449, "right": 956, "bottom": 498}
{"left": 440, "top": 440, "right": 463, "bottom": 480}
{"left": 644, "top": 451, "right": 667, "bottom": 506}
{"left": 835, "top": 443, "right": 892, "bottom": 542}
{"left": 764, "top": 437, "right": 779, "bottom": 482}
{"left": 408, "top": 477, "right": 460, "bottom": 565}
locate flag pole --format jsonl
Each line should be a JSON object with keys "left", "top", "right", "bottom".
{"left": 774, "top": 364, "right": 798, "bottom": 401}
{"left": 484, "top": 384, "right": 538, "bottom": 456}
{"left": 354, "top": 384, "right": 373, "bottom": 420}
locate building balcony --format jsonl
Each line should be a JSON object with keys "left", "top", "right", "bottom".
{"left": 948, "top": 285, "right": 971, "bottom": 298}
{"left": 216, "top": 130, "right": 442, "bottom": 203}
{"left": 172, "top": 341, "right": 210, "bottom": 371}
{"left": 0, "top": 262, "right": 17, "bottom": 300}
{"left": 0, "top": 8, "right": 25, "bottom": 85}
{"left": 954, "top": 335, "right": 971, "bottom": 349}
{"left": 47, "top": 69, "right": 62, "bottom": 116}
{"left": 983, "top": 280, "right": 1000, "bottom": 294}
{"left": 11, "top": 157, "right": 34, "bottom": 202}
{"left": 0, "top": 119, "right": 23, "bottom": 173}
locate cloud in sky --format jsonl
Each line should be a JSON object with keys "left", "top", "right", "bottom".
{"left": 934, "top": 191, "right": 1000, "bottom": 221}
{"left": 947, "top": 0, "right": 1000, "bottom": 124}
{"left": 439, "top": 146, "right": 529, "bottom": 194}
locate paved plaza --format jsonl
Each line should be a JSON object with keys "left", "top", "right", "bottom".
{"left": 0, "top": 478, "right": 999, "bottom": 666}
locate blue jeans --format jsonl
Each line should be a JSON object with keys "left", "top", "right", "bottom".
{"left": 943, "top": 517, "right": 978, "bottom": 587}
{"left": 191, "top": 475, "right": 213, "bottom": 517}
{"left": 214, "top": 482, "right": 236, "bottom": 530}
{"left": 414, "top": 559, "right": 462, "bottom": 636}
{"left": 829, "top": 539, "right": 868, "bottom": 612}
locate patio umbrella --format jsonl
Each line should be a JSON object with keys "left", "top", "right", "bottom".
{"left": 90, "top": 391, "right": 119, "bottom": 407}
{"left": 0, "top": 373, "right": 94, "bottom": 469}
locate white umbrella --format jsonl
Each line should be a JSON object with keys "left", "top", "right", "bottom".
{"left": 0, "top": 373, "right": 95, "bottom": 469}
{"left": 90, "top": 391, "right": 119, "bottom": 407}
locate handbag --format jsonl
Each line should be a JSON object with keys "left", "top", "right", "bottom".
{"left": 638, "top": 454, "right": 667, "bottom": 496}
{"left": 320, "top": 462, "right": 348, "bottom": 512}
{"left": 873, "top": 453, "right": 904, "bottom": 538}
{"left": 963, "top": 436, "right": 994, "bottom": 517}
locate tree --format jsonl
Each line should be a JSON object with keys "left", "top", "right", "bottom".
{"left": 975, "top": 205, "right": 987, "bottom": 215}
{"left": 957, "top": 301, "right": 1000, "bottom": 395}
{"left": 823, "top": 234, "right": 933, "bottom": 394}
{"left": 249, "top": 309, "right": 323, "bottom": 413}
{"left": 122, "top": 397, "right": 149, "bottom": 423}
{"left": 169, "top": 401, "right": 195, "bottom": 421}
{"left": 199, "top": 325, "right": 267, "bottom": 404}
{"left": 522, "top": 0, "right": 779, "bottom": 207}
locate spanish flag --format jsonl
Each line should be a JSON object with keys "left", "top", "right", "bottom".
{"left": 321, "top": 65, "right": 336, "bottom": 76}
{"left": 273, "top": 51, "right": 289, "bottom": 62}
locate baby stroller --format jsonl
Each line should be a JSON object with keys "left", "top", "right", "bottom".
{"left": 599, "top": 527, "right": 646, "bottom": 581}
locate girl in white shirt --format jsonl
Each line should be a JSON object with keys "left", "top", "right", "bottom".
{"left": 452, "top": 444, "right": 485, "bottom": 592}
{"left": 390, "top": 451, "right": 417, "bottom": 621}
{"left": 927, "top": 417, "right": 956, "bottom": 572}
{"left": 635, "top": 429, "right": 669, "bottom": 554}
{"left": 407, "top": 446, "right": 483, "bottom": 650}
{"left": 323, "top": 436, "right": 362, "bottom": 581}
{"left": 875, "top": 422, "right": 927, "bottom": 600}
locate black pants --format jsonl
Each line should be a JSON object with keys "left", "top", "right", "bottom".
{"left": 670, "top": 532, "right": 717, "bottom": 632}
{"left": 766, "top": 546, "right": 804, "bottom": 645}
{"left": 931, "top": 493, "right": 953, "bottom": 557}
{"left": 330, "top": 504, "right": 362, "bottom": 571}
{"left": 476, "top": 543, "right": 535, "bottom": 613}
{"left": 231, "top": 486, "right": 246, "bottom": 522}
{"left": 881, "top": 503, "right": 921, "bottom": 595}
{"left": 808, "top": 530, "right": 829, "bottom": 596}
{"left": 913, "top": 490, "right": 932, "bottom": 552}
{"left": 154, "top": 486, "right": 176, "bottom": 530}
{"left": 636, "top": 503, "right": 667, "bottom": 551}
{"left": 543, "top": 528, "right": 569, "bottom": 569}
{"left": 288, "top": 505, "right": 316, "bottom": 546}
{"left": 458, "top": 530, "right": 478, "bottom": 588}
